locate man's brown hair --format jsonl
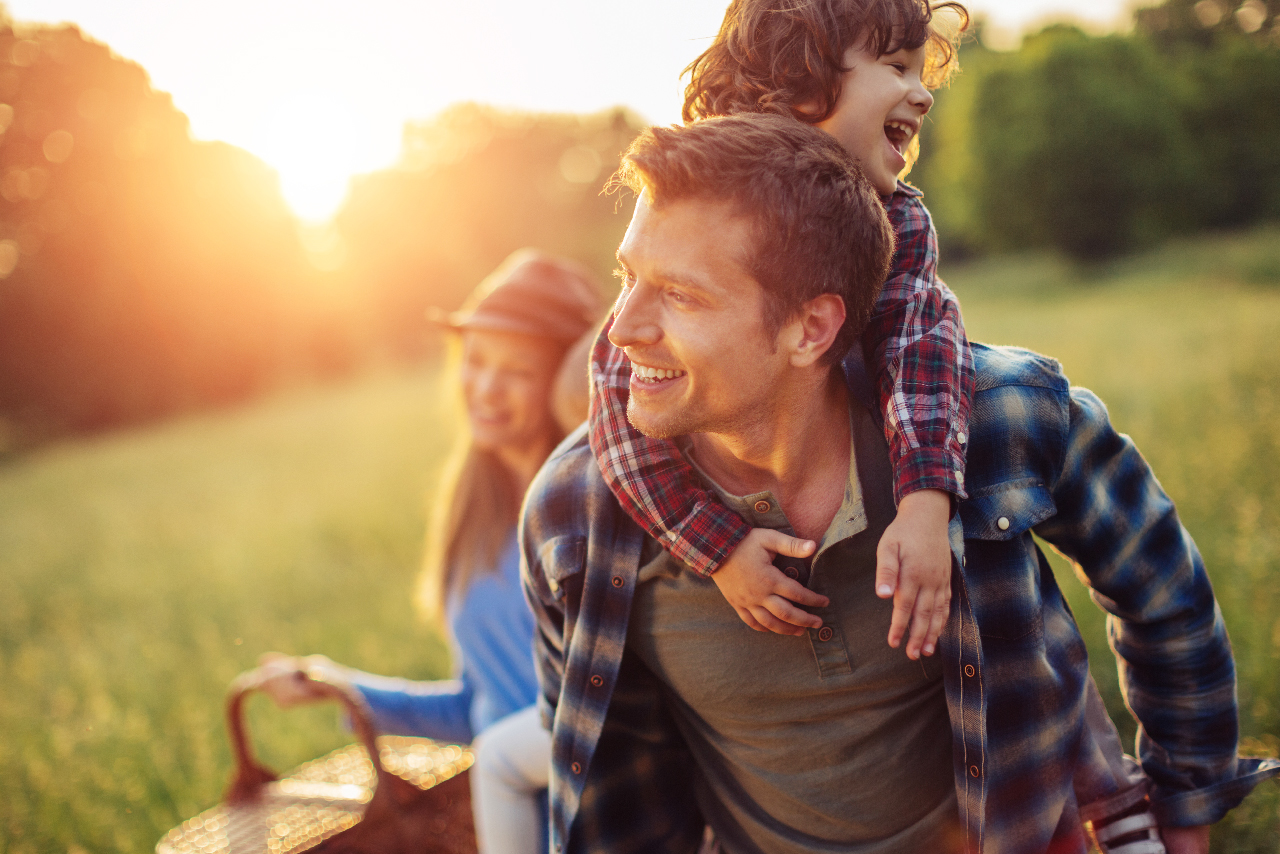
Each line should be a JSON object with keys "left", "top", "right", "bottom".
{"left": 683, "top": 0, "right": 969, "bottom": 170}
{"left": 612, "top": 113, "right": 894, "bottom": 366}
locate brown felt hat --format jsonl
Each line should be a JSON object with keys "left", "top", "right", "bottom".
{"left": 429, "top": 249, "right": 604, "bottom": 343}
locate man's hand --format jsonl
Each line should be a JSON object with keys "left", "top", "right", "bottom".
{"left": 1161, "top": 825, "right": 1210, "bottom": 854}
{"left": 712, "top": 528, "right": 826, "bottom": 636}
{"left": 876, "top": 488, "right": 952, "bottom": 659}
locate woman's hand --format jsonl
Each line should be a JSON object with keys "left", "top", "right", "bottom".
{"left": 255, "top": 652, "right": 351, "bottom": 708}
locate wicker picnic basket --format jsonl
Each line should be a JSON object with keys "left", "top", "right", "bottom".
{"left": 156, "top": 667, "right": 477, "bottom": 854}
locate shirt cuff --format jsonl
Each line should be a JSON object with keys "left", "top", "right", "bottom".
{"left": 662, "top": 499, "right": 751, "bottom": 577}
{"left": 893, "top": 445, "right": 968, "bottom": 504}
{"left": 1150, "top": 757, "right": 1280, "bottom": 827}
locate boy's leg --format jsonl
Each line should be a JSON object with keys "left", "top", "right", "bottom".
{"left": 1075, "top": 676, "right": 1166, "bottom": 853}
{"left": 470, "top": 705, "right": 552, "bottom": 854}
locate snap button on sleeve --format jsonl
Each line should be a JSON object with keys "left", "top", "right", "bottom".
{"left": 997, "top": 517, "right": 1010, "bottom": 531}
{"left": 964, "top": 664, "right": 975, "bottom": 678}
{"left": 969, "top": 765, "right": 980, "bottom": 778}
{"left": 611, "top": 575, "right": 624, "bottom": 588}
{"left": 590, "top": 675, "right": 603, "bottom": 687}
{"left": 571, "top": 761, "right": 582, "bottom": 774}
{"left": 957, "top": 432, "right": 967, "bottom": 445}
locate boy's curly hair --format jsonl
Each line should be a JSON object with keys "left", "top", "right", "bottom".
{"left": 683, "top": 0, "right": 969, "bottom": 125}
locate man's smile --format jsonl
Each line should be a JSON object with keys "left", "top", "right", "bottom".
{"left": 631, "top": 361, "right": 687, "bottom": 385}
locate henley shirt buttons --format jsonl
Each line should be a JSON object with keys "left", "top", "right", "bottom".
{"left": 969, "top": 765, "right": 980, "bottom": 778}
{"left": 571, "top": 762, "right": 582, "bottom": 775}
{"left": 611, "top": 575, "right": 624, "bottom": 588}
{"left": 784, "top": 567, "right": 799, "bottom": 580}
{"left": 590, "top": 675, "right": 603, "bottom": 687}
{"left": 754, "top": 500, "right": 771, "bottom": 513}
{"left": 997, "top": 516, "right": 1011, "bottom": 531}
{"left": 818, "top": 627, "right": 834, "bottom": 642}
{"left": 965, "top": 664, "right": 975, "bottom": 678}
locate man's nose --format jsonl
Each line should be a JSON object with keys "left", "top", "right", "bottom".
{"left": 608, "top": 283, "right": 660, "bottom": 349}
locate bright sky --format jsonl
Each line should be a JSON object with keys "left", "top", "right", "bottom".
{"left": 8, "top": 0, "right": 1136, "bottom": 221}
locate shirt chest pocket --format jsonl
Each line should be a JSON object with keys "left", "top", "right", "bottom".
{"left": 539, "top": 535, "right": 586, "bottom": 601}
{"left": 959, "top": 481, "right": 1057, "bottom": 642}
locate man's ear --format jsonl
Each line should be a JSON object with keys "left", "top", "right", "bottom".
{"left": 783, "top": 294, "right": 846, "bottom": 368}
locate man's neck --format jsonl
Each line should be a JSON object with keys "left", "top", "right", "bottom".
{"left": 688, "top": 369, "right": 851, "bottom": 541}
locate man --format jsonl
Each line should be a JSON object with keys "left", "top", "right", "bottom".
{"left": 520, "top": 114, "right": 1277, "bottom": 854}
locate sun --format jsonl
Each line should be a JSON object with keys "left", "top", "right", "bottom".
{"left": 255, "top": 87, "right": 402, "bottom": 223}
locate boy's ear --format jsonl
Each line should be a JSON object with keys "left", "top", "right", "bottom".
{"left": 783, "top": 294, "right": 846, "bottom": 368}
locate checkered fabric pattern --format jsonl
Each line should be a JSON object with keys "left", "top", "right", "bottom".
{"left": 587, "top": 182, "right": 974, "bottom": 577}
{"left": 525, "top": 343, "right": 1278, "bottom": 854}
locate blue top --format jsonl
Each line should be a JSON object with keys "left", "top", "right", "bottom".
{"left": 349, "top": 533, "right": 539, "bottom": 745}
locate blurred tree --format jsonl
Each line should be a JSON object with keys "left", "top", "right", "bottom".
{"left": 967, "top": 27, "right": 1196, "bottom": 258}
{"left": 913, "top": 0, "right": 1279, "bottom": 261}
{"left": 332, "top": 104, "right": 642, "bottom": 361}
{"left": 0, "top": 22, "right": 329, "bottom": 442}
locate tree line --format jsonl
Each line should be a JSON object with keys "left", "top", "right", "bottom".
{"left": 913, "top": 0, "right": 1280, "bottom": 259}
{"left": 0, "top": 0, "right": 1275, "bottom": 447}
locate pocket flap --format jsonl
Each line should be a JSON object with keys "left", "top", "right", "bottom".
{"left": 960, "top": 481, "right": 1056, "bottom": 541}
{"left": 539, "top": 535, "right": 586, "bottom": 595}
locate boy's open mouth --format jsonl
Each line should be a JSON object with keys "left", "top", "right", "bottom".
{"left": 884, "top": 120, "right": 915, "bottom": 156}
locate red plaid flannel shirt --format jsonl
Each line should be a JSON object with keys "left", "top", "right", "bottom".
{"left": 587, "top": 182, "right": 974, "bottom": 576}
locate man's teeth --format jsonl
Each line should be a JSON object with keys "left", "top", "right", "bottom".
{"left": 635, "top": 365, "right": 685, "bottom": 381}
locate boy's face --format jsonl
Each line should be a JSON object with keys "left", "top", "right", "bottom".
{"left": 609, "top": 192, "right": 790, "bottom": 441}
{"left": 816, "top": 42, "right": 934, "bottom": 196}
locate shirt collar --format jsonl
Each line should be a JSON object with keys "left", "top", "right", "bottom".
{"left": 674, "top": 410, "right": 868, "bottom": 558}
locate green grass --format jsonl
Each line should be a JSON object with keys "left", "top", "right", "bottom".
{"left": 0, "top": 370, "right": 458, "bottom": 852}
{"left": 2, "top": 223, "right": 1279, "bottom": 853}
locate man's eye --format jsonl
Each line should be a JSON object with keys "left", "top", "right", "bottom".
{"left": 614, "top": 267, "right": 636, "bottom": 288}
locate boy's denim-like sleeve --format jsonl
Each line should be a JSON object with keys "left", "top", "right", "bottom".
{"left": 1033, "top": 387, "right": 1280, "bottom": 826}
{"left": 586, "top": 318, "right": 749, "bottom": 577}
{"left": 863, "top": 187, "right": 974, "bottom": 504}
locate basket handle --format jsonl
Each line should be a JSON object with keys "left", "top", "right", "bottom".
{"left": 223, "top": 662, "right": 385, "bottom": 804}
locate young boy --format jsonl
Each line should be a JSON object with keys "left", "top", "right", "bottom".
{"left": 590, "top": 0, "right": 972, "bottom": 660}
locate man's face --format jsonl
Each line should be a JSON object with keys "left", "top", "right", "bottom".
{"left": 609, "top": 192, "right": 791, "bottom": 440}
{"left": 816, "top": 42, "right": 934, "bottom": 196}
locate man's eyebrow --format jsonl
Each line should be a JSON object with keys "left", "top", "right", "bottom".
{"left": 614, "top": 249, "right": 712, "bottom": 293}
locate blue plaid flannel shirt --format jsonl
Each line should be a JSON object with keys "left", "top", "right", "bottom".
{"left": 521, "top": 343, "right": 1279, "bottom": 854}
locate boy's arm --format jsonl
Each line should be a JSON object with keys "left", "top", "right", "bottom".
{"left": 864, "top": 190, "right": 975, "bottom": 658}
{"left": 864, "top": 190, "right": 974, "bottom": 505}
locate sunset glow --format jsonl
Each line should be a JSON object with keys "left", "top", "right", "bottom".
{"left": 7, "top": 0, "right": 1134, "bottom": 223}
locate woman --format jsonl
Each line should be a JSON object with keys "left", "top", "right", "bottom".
{"left": 259, "top": 249, "right": 602, "bottom": 854}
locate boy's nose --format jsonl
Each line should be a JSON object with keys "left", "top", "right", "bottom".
{"left": 911, "top": 82, "right": 934, "bottom": 114}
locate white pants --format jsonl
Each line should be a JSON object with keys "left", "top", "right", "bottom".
{"left": 470, "top": 705, "right": 551, "bottom": 854}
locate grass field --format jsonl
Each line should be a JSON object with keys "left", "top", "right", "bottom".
{"left": 2, "top": 223, "right": 1279, "bottom": 853}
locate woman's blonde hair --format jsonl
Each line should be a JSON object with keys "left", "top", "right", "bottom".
{"left": 417, "top": 420, "right": 536, "bottom": 620}
{"left": 416, "top": 250, "right": 602, "bottom": 620}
